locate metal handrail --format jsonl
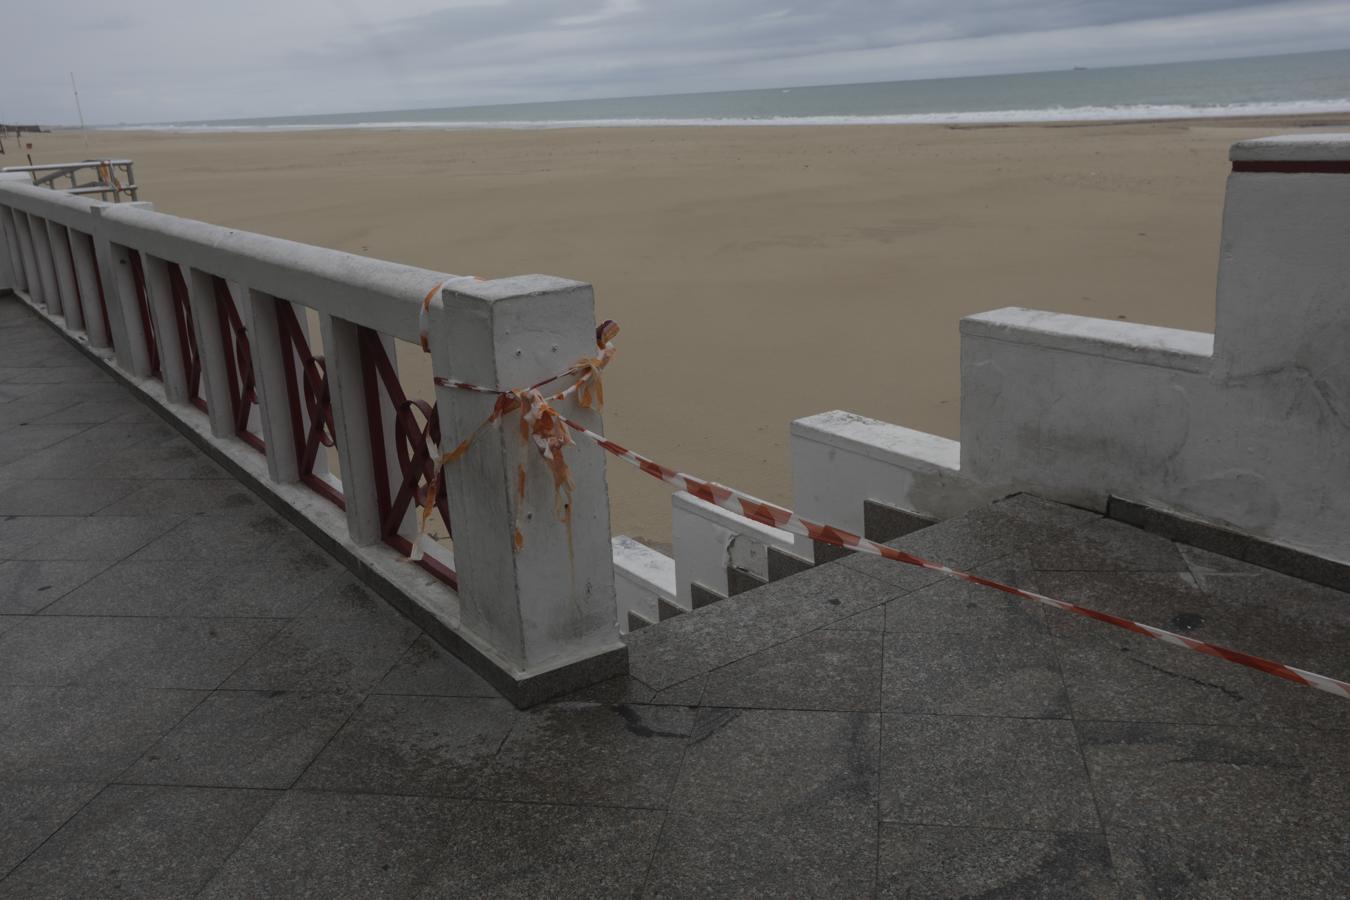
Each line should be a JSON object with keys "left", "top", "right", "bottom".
{"left": 0, "top": 159, "right": 138, "bottom": 202}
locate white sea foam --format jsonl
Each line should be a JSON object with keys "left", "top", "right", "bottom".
{"left": 111, "top": 99, "right": 1350, "bottom": 133}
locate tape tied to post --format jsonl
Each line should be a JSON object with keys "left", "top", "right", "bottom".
{"left": 412, "top": 309, "right": 1349, "bottom": 701}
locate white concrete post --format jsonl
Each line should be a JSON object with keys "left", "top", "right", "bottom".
{"left": 93, "top": 204, "right": 156, "bottom": 374}
{"left": 1217, "top": 136, "right": 1350, "bottom": 416}
{"left": 319, "top": 312, "right": 384, "bottom": 546}
{"left": 185, "top": 268, "right": 237, "bottom": 437}
{"left": 140, "top": 255, "right": 190, "bottom": 402}
{"left": 46, "top": 223, "right": 86, "bottom": 332}
{"left": 431, "top": 276, "right": 620, "bottom": 675}
{"left": 103, "top": 241, "right": 156, "bottom": 377}
{"left": 26, "top": 215, "right": 62, "bottom": 316}
{"left": 245, "top": 288, "right": 301, "bottom": 483}
{"left": 14, "top": 213, "right": 43, "bottom": 305}
{"left": 68, "top": 229, "right": 110, "bottom": 348}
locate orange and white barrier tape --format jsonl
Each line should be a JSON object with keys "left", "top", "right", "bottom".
{"left": 409, "top": 287, "right": 1348, "bottom": 701}
{"left": 409, "top": 278, "right": 616, "bottom": 558}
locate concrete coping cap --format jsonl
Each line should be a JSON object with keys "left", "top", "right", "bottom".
{"left": 1230, "top": 134, "right": 1350, "bottom": 162}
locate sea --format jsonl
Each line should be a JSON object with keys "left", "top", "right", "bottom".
{"left": 139, "top": 48, "right": 1350, "bottom": 132}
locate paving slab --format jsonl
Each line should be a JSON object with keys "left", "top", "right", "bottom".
{"left": 373, "top": 635, "right": 505, "bottom": 699}
{"left": 879, "top": 714, "right": 1099, "bottom": 832}
{"left": 90, "top": 478, "right": 266, "bottom": 517}
{"left": 646, "top": 802, "right": 877, "bottom": 899}
{"left": 0, "top": 685, "right": 205, "bottom": 782}
{"left": 1077, "top": 719, "right": 1349, "bottom": 836}
{"left": 1028, "top": 516, "right": 1188, "bottom": 572}
{"left": 130, "top": 510, "right": 324, "bottom": 560}
{"left": 29, "top": 398, "right": 150, "bottom": 426}
{"left": 672, "top": 708, "right": 878, "bottom": 814}
{"left": 122, "top": 690, "right": 363, "bottom": 789}
{"left": 197, "top": 791, "right": 466, "bottom": 900}
{"left": 479, "top": 701, "right": 694, "bottom": 807}
{"left": 222, "top": 618, "right": 420, "bottom": 694}
{"left": 416, "top": 801, "right": 664, "bottom": 899}
{"left": 877, "top": 824, "right": 1117, "bottom": 900}
{"left": 626, "top": 561, "right": 899, "bottom": 689}
{"left": 883, "top": 557, "right": 1046, "bottom": 637}
{"left": 0, "top": 478, "right": 140, "bottom": 516}
{"left": 0, "top": 784, "right": 277, "bottom": 900}
{"left": 1106, "top": 826, "right": 1350, "bottom": 900}
{"left": 701, "top": 628, "right": 884, "bottom": 711}
{"left": 45, "top": 555, "right": 342, "bottom": 618}
{"left": 0, "top": 781, "right": 103, "bottom": 878}
{"left": 883, "top": 629, "right": 1068, "bottom": 718}
{"left": 0, "top": 616, "right": 284, "bottom": 689}
{"left": 297, "top": 695, "right": 520, "bottom": 797}
{"left": 0, "top": 560, "right": 110, "bottom": 615}
{"left": 560, "top": 673, "right": 707, "bottom": 707}
{"left": 0, "top": 515, "right": 182, "bottom": 561}
{"left": 1038, "top": 570, "right": 1350, "bottom": 730}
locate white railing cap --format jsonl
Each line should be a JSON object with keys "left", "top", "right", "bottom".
{"left": 1230, "top": 134, "right": 1350, "bottom": 162}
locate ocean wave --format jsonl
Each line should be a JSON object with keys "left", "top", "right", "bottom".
{"left": 112, "top": 98, "right": 1350, "bottom": 133}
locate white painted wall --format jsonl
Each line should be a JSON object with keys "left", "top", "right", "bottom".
{"left": 793, "top": 134, "right": 1350, "bottom": 564}
{"left": 612, "top": 536, "right": 676, "bottom": 632}
{"left": 671, "top": 490, "right": 799, "bottom": 605}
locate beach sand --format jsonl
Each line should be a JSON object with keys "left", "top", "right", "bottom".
{"left": 25, "top": 116, "right": 1350, "bottom": 546}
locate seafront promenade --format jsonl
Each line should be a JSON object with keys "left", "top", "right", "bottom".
{"left": 1, "top": 295, "right": 1347, "bottom": 896}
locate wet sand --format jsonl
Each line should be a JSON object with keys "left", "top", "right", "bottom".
{"left": 28, "top": 115, "right": 1350, "bottom": 545}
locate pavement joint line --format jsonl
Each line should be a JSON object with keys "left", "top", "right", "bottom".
{"left": 270, "top": 783, "right": 673, "bottom": 813}
{"left": 0, "top": 781, "right": 117, "bottom": 884}
{"left": 1039, "top": 567, "right": 1112, "bottom": 839}
{"left": 281, "top": 632, "right": 417, "bottom": 792}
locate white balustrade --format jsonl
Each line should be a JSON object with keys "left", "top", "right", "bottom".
{"left": 0, "top": 178, "right": 625, "bottom": 705}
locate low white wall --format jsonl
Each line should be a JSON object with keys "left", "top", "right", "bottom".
{"left": 797, "top": 134, "right": 1350, "bottom": 565}
{"left": 671, "top": 490, "right": 799, "bottom": 605}
{"left": 790, "top": 410, "right": 998, "bottom": 557}
{"left": 612, "top": 536, "right": 676, "bottom": 633}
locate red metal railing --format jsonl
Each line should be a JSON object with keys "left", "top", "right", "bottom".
{"left": 127, "top": 251, "right": 160, "bottom": 378}
{"left": 212, "top": 276, "right": 264, "bottom": 452}
{"left": 167, "top": 263, "right": 205, "bottom": 411}
{"left": 276, "top": 301, "right": 344, "bottom": 509}
{"left": 359, "top": 327, "right": 457, "bottom": 589}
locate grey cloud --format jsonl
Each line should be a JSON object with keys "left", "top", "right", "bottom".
{"left": 4, "top": 0, "right": 1347, "bottom": 123}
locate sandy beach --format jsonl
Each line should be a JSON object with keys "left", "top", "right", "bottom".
{"left": 22, "top": 116, "right": 1350, "bottom": 546}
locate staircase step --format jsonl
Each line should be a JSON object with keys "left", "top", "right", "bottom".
{"left": 658, "top": 597, "right": 689, "bottom": 621}
{"left": 690, "top": 582, "right": 727, "bottom": 609}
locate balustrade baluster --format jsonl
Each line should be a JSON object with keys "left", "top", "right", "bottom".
{"left": 25, "top": 215, "right": 63, "bottom": 316}
{"left": 319, "top": 312, "right": 384, "bottom": 545}
{"left": 68, "top": 230, "right": 110, "bottom": 348}
{"left": 0, "top": 206, "right": 26, "bottom": 293}
{"left": 45, "top": 222, "right": 85, "bottom": 332}
{"left": 139, "top": 254, "right": 190, "bottom": 402}
{"left": 186, "top": 267, "right": 237, "bottom": 437}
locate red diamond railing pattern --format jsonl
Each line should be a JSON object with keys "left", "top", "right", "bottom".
{"left": 127, "top": 251, "right": 161, "bottom": 378}
{"left": 212, "top": 276, "right": 264, "bottom": 452}
{"left": 276, "top": 300, "right": 344, "bottom": 509}
{"left": 166, "top": 263, "right": 206, "bottom": 411}
{"left": 358, "top": 326, "right": 457, "bottom": 589}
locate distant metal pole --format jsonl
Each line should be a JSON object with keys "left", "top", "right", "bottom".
{"left": 70, "top": 72, "right": 90, "bottom": 156}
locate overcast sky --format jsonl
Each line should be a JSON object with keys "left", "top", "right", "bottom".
{"left": 5, "top": 0, "right": 1350, "bottom": 124}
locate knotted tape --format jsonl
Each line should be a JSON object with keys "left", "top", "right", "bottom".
{"left": 410, "top": 279, "right": 617, "bottom": 559}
